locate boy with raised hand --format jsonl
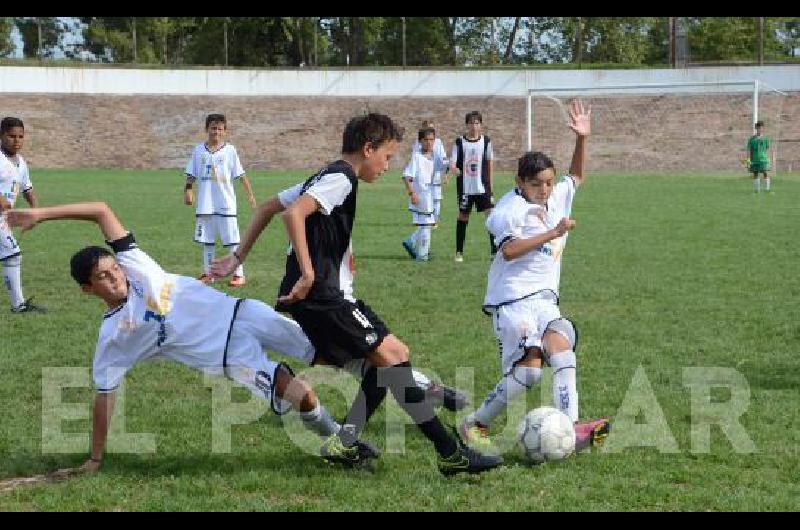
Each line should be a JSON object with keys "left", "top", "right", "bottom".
{"left": 459, "top": 100, "right": 610, "bottom": 455}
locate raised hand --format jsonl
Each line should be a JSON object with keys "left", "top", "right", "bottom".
{"left": 568, "top": 99, "right": 591, "bottom": 138}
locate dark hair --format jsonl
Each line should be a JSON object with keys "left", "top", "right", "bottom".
{"left": 465, "top": 111, "right": 483, "bottom": 125}
{"left": 205, "top": 113, "right": 227, "bottom": 129}
{"left": 517, "top": 151, "right": 555, "bottom": 181}
{"left": 755, "top": 120, "right": 765, "bottom": 128}
{"left": 1, "top": 117, "right": 24, "bottom": 134}
{"left": 418, "top": 127, "right": 436, "bottom": 141}
{"left": 70, "top": 246, "right": 114, "bottom": 286}
{"left": 341, "top": 113, "right": 403, "bottom": 154}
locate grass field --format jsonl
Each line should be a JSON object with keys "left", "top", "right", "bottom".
{"left": 1, "top": 168, "right": 799, "bottom": 511}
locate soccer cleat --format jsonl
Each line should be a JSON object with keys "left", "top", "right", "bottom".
{"left": 229, "top": 275, "right": 246, "bottom": 288}
{"left": 197, "top": 273, "right": 214, "bottom": 285}
{"left": 454, "top": 252, "right": 464, "bottom": 263}
{"left": 11, "top": 298, "right": 47, "bottom": 314}
{"left": 415, "top": 254, "right": 430, "bottom": 263}
{"left": 458, "top": 419, "right": 500, "bottom": 456}
{"left": 320, "top": 435, "right": 378, "bottom": 470}
{"left": 438, "top": 436, "right": 504, "bottom": 476}
{"left": 402, "top": 238, "right": 417, "bottom": 259}
{"left": 426, "top": 383, "right": 469, "bottom": 412}
{"left": 574, "top": 418, "right": 611, "bottom": 452}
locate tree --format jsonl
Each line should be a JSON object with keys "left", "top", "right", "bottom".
{"left": 0, "top": 17, "right": 15, "bottom": 57}
{"left": 14, "top": 17, "right": 64, "bottom": 59}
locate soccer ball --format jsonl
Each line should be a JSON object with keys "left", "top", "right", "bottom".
{"left": 518, "top": 407, "right": 576, "bottom": 463}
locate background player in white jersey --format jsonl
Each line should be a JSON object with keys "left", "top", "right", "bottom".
{"left": 459, "top": 100, "right": 610, "bottom": 454}
{"left": 401, "top": 127, "right": 448, "bottom": 262}
{"left": 184, "top": 113, "right": 257, "bottom": 287}
{"left": 7, "top": 201, "right": 378, "bottom": 474}
{"left": 0, "top": 117, "right": 44, "bottom": 313}
{"left": 410, "top": 120, "right": 448, "bottom": 226}
{"left": 450, "top": 111, "right": 495, "bottom": 262}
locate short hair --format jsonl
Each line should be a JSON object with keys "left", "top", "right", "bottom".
{"left": 1, "top": 117, "right": 24, "bottom": 133}
{"left": 517, "top": 151, "right": 555, "bottom": 182}
{"left": 420, "top": 119, "right": 435, "bottom": 129}
{"left": 465, "top": 111, "right": 482, "bottom": 124}
{"left": 341, "top": 113, "right": 404, "bottom": 154}
{"left": 418, "top": 127, "right": 436, "bottom": 141}
{"left": 755, "top": 120, "right": 765, "bottom": 128}
{"left": 70, "top": 246, "right": 114, "bottom": 286}
{"left": 205, "top": 113, "right": 227, "bottom": 129}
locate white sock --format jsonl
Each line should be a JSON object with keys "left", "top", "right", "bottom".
{"left": 754, "top": 178, "right": 761, "bottom": 192}
{"left": 434, "top": 201, "right": 441, "bottom": 222}
{"left": 203, "top": 244, "right": 216, "bottom": 274}
{"left": 228, "top": 244, "right": 244, "bottom": 277}
{"left": 3, "top": 256, "right": 24, "bottom": 309}
{"left": 299, "top": 402, "right": 341, "bottom": 437}
{"left": 765, "top": 178, "right": 771, "bottom": 191}
{"left": 550, "top": 351, "right": 579, "bottom": 423}
{"left": 472, "top": 366, "right": 542, "bottom": 427}
{"left": 416, "top": 226, "right": 431, "bottom": 258}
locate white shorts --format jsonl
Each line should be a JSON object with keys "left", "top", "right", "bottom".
{"left": 490, "top": 292, "right": 576, "bottom": 375}
{"left": 409, "top": 186, "right": 436, "bottom": 226}
{"left": 194, "top": 215, "right": 240, "bottom": 246}
{"left": 431, "top": 183, "right": 443, "bottom": 202}
{"left": 222, "top": 299, "right": 316, "bottom": 414}
{"left": 0, "top": 221, "right": 21, "bottom": 261}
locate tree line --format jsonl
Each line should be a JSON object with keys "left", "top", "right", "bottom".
{"left": 1, "top": 17, "right": 797, "bottom": 67}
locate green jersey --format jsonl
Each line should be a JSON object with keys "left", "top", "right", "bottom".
{"left": 748, "top": 135, "right": 770, "bottom": 165}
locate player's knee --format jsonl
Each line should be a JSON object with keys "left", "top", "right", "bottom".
{"left": 511, "top": 364, "right": 542, "bottom": 388}
{"left": 543, "top": 318, "right": 577, "bottom": 355}
{"left": 274, "top": 368, "right": 317, "bottom": 412}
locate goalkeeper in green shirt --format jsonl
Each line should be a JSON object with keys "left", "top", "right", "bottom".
{"left": 744, "top": 121, "right": 774, "bottom": 192}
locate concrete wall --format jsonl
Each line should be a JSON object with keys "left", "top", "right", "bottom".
{"left": 0, "top": 65, "right": 797, "bottom": 172}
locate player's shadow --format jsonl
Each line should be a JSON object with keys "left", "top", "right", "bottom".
{"left": 357, "top": 254, "right": 411, "bottom": 262}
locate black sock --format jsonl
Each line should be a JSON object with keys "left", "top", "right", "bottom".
{"left": 488, "top": 231, "right": 498, "bottom": 255}
{"left": 382, "top": 361, "right": 458, "bottom": 458}
{"left": 339, "top": 364, "right": 387, "bottom": 447}
{"left": 456, "top": 220, "right": 468, "bottom": 254}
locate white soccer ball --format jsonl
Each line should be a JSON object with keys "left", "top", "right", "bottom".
{"left": 518, "top": 407, "right": 576, "bottom": 463}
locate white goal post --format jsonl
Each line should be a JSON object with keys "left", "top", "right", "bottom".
{"left": 525, "top": 80, "right": 788, "bottom": 174}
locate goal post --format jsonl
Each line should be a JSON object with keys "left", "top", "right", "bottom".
{"left": 525, "top": 80, "right": 788, "bottom": 175}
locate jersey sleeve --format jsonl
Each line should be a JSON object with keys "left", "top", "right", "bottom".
{"left": 403, "top": 155, "right": 417, "bottom": 180}
{"left": 230, "top": 146, "right": 245, "bottom": 179}
{"left": 92, "top": 327, "right": 135, "bottom": 393}
{"left": 185, "top": 148, "right": 198, "bottom": 179}
{"left": 277, "top": 182, "right": 305, "bottom": 208}
{"left": 305, "top": 172, "right": 353, "bottom": 215}
{"left": 550, "top": 176, "right": 577, "bottom": 219}
{"left": 19, "top": 161, "right": 32, "bottom": 192}
{"left": 108, "top": 233, "right": 172, "bottom": 313}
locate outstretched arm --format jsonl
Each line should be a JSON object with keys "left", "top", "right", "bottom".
{"left": 567, "top": 99, "right": 591, "bottom": 187}
{"left": 211, "top": 196, "right": 285, "bottom": 278}
{"left": 7, "top": 202, "right": 127, "bottom": 241}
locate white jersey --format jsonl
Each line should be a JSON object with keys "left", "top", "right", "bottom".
{"left": 403, "top": 151, "right": 447, "bottom": 216}
{"left": 185, "top": 143, "right": 245, "bottom": 216}
{"left": 452, "top": 135, "right": 493, "bottom": 195}
{"left": 411, "top": 138, "right": 448, "bottom": 185}
{"left": 484, "top": 176, "right": 576, "bottom": 308}
{"left": 93, "top": 234, "right": 240, "bottom": 392}
{"left": 0, "top": 150, "right": 32, "bottom": 207}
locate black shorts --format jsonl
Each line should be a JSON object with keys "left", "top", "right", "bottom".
{"left": 458, "top": 192, "right": 494, "bottom": 214}
{"left": 288, "top": 300, "right": 390, "bottom": 368}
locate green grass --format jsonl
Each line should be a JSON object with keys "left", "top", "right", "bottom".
{"left": 1, "top": 169, "right": 799, "bottom": 511}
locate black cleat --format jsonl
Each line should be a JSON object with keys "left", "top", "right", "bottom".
{"left": 438, "top": 442, "right": 504, "bottom": 476}
{"left": 11, "top": 298, "right": 47, "bottom": 314}
{"left": 426, "top": 383, "right": 470, "bottom": 412}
